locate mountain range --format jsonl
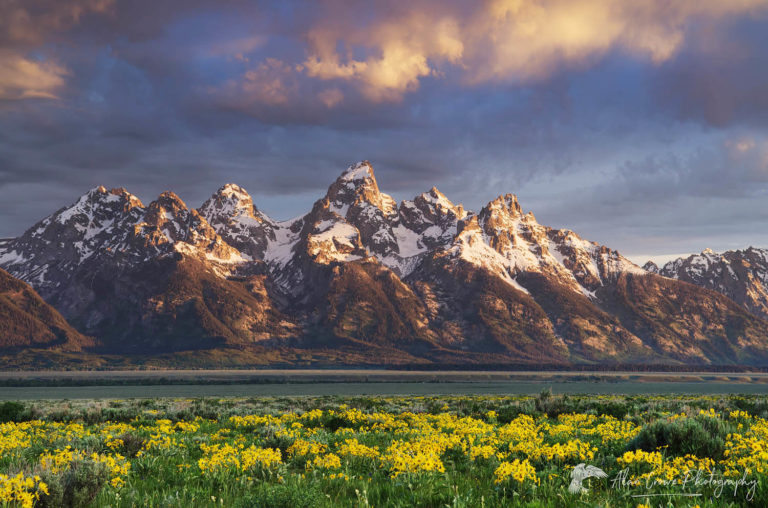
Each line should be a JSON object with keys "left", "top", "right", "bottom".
{"left": 2, "top": 161, "right": 768, "bottom": 368}
{"left": 645, "top": 248, "right": 768, "bottom": 321}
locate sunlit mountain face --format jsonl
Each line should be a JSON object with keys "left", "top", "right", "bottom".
{"left": 0, "top": 1, "right": 767, "bottom": 267}
{"left": 2, "top": 161, "right": 768, "bottom": 368}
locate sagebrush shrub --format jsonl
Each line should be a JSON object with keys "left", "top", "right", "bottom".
{"left": 0, "top": 401, "right": 26, "bottom": 422}
{"left": 37, "top": 459, "right": 110, "bottom": 508}
{"left": 628, "top": 415, "right": 733, "bottom": 459}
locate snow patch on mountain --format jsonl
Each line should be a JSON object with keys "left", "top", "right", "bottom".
{"left": 307, "top": 221, "right": 363, "bottom": 263}
{"left": 340, "top": 161, "right": 374, "bottom": 182}
{"left": 263, "top": 218, "right": 303, "bottom": 267}
{"left": 0, "top": 249, "right": 27, "bottom": 266}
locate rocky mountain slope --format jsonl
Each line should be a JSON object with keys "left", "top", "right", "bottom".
{"left": 0, "top": 268, "right": 93, "bottom": 351}
{"left": 645, "top": 247, "right": 768, "bottom": 320}
{"left": 2, "top": 161, "right": 768, "bottom": 367}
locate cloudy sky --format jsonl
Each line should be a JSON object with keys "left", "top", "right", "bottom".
{"left": 1, "top": 0, "right": 767, "bottom": 263}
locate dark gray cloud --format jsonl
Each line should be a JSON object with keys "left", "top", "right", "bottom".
{"left": 654, "top": 15, "right": 768, "bottom": 127}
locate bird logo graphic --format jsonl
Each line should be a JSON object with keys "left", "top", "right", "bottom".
{"left": 568, "top": 463, "right": 608, "bottom": 494}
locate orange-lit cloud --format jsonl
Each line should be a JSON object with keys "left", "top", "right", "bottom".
{"left": 317, "top": 88, "right": 344, "bottom": 108}
{"left": 463, "top": 0, "right": 768, "bottom": 83}
{"left": 218, "top": 58, "right": 298, "bottom": 107}
{"left": 725, "top": 136, "right": 768, "bottom": 176}
{"left": 0, "top": 0, "right": 114, "bottom": 101}
{"left": 0, "top": 51, "right": 67, "bottom": 100}
{"left": 727, "top": 137, "right": 757, "bottom": 154}
{"left": 303, "top": 13, "right": 463, "bottom": 101}
{"left": 253, "top": 0, "right": 767, "bottom": 104}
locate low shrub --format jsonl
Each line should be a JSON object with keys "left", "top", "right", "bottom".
{"left": 628, "top": 415, "right": 733, "bottom": 459}
{"left": 37, "top": 459, "right": 110, "bottom": 508}
{"left": 0, "top": 401, "right": 26, "bottom": 422}
{"left": 118, "top": 432, "right": 146, "bottom": 458}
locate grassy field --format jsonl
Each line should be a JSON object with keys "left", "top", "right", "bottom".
{"left": 0, "top": 393, "right": 767, "bottom": 507}
{"left": 2, "top": 380, "right": 768, "bottom": 399}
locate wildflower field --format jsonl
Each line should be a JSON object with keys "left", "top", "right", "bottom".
{"left": 0, "top": 393, "right": 767, "bottom": 507}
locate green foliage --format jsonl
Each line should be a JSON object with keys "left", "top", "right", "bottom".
{"left": 237, "top": 482, "right": 327, "bottom": 508}
{"left": 38, "top": 459, "right": 110, "bottom": 508}
{"left": 628, "top": 415, "right": 734, "bottom": 460}
{"left": 0, "top": 401, "right": 26, "bottom": 422}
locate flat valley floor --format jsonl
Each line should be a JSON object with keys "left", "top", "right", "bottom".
{"left": 1, "top": 369, "right": 768, "bottom": 399}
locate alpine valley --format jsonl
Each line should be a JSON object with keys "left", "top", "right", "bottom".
{"left": 2, "top": 161, "right": 768, "bottom": 368}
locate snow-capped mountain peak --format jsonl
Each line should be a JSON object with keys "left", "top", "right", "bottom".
{"left": 0, "top": 186, "right": 148, "bottom": 291}
{"left": 414, "top": 187, "right": 467, "bottom": 222}
{"left": 260, "top": 161, "right": 647, "bottom": 296}
{"left": 326, "top": 160, "right": 396, "bottom": 216}
{"left": 396, "top": 187, "right": 466, "bottom": 256}
{"left": 446, "top": 192, "right": 645, "bottom": 297}
{"left": 653, "top": 246, "right": 768, "bottom": 319}
{"left": 317, "top": 161, "right": 400, "bottom": 260}
{"left": 480, "top": 193, "right": 524, "bottom": 221}
{"left": 48, "top": 186, "right": 143, "bottom": 231}
{"left": 643, "top": 261, "right": 659, "bottom": 272}
{"left": 339, "top": 160, "right": 374, "bottom": 182}
{"left": 198, "top": 183, "right": 277, "bottom": 260}
{"left": 0, "top": 184, "right": 251, "bottom": 296}
{"left": 218, "top": 183, "right": 252, "bottom": 203}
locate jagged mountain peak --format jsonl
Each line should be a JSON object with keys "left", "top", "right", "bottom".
{"left": 656, "top": 246, "right": 768, "bottom": 319}
{"left": 392, "top": 186, "right": 467, "bottom": 262}
{"left": 143, "top": 192, "right": 196, "bottom": 238}
{"left": 89, "top": 185, "right": 140, "bottom": 200}
{"left": 152, "top": 190, "right": 188, "bottom": 210}
{"left": 51, "top": 186, "right": 142, "bottom": 226}
{"left": 413, "top": 187, "right": 466, "bottom": 219}
{"left": 0, "top": 185, "right": 150, "bottom": 294}
{"left": 18, "top": 185, "right": 144, "bottom": 250}
{"left": 326, "top": 161, "right": 396, "bottom": 216}
{"left": 333, "top": 161, "right": 378, "bottom": 194}
{"left": 198, "top": 182, "right": 278, "bottom": 260}
{"left": 218, "top": 182, "right": 251, "bottom": 200}
{"left": 307, "top": 161, "right": 400, "bottom": 262}
{"left": 643, "top": 261, "right": 659, "bottom": 272}
{"left": 480, "top": 193, "right": 524, "bottom": 221}
{"left": 204, "top": 183, "right": 256, "bottom": 213}
{"left": 423, "top": 186, "right": 451, "bottom": 204}
{"left": 339, "top": 160, "right": 374, "bottom": 182}
{"left": 201, "top": 183, "right": 273, "bottom": 224}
